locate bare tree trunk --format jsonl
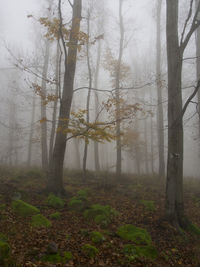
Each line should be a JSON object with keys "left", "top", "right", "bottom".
{"left": 49, "top": 42, "right": 60, "bottom": 166}
{"left": 74, "top": 138, "right": 81, "bottom": 169}
{"left": 93, "top": 37, "right": 101, "bottom": 172}
{"left": 144, "top": 116, "right": 149, "bottom": 174}
{"left": 150, "top": 102, "right": 155, "bottom": 174}
{"left": 166, "top": 0, "right": 184, "bottom": 227}
{"left": 116, "top": 0, "right": 124, "bottom": 179}
{"left": 47, "top": 0, "right": 82, "bottom": 195}
{"left": 83, "top": 10, "right": 92, "bottom": 181}
{"left": 156, "top": 0, "right": 165, "bottom": 177}
{"left": 41, "top": 40, "right": 50, "bottom": 171}
{"left": 27, "top": 89, "right": 36, "bottom": 166}
{"left": 195, "top": 0, "right": 200, "bottom": 146}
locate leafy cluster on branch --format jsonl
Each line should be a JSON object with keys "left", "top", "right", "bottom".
{"left": 57, "top": 109, "right": 116, "bottom": 144}
{"left": 39, "top": 17, "right": 88, "bottom": 50}
{"left": 33, "top": 83, "right": 58, "bottom": 105}
{"left": 103, "top": 49, "right": 131, "bottom": 86}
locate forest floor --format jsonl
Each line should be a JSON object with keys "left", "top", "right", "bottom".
{"left": 0, "top": 167, "right": 200, "bottom": 266}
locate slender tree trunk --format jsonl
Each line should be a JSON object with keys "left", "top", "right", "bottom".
{"left": 144, "top": 116, "right": 149, "bottom": 174}
{"left": 41, "top": 40, "right": 50, "bottom": 171}
{"left": 156, "top": 0, "right": 165, "bottom": 177}
{"left": 83, "top": 11, "right": 92, "bottom": 181}
{"left": 150, "top": 101, "right": 155, "bottom": 174}
{"left": 116, "top": 0, "right": 124, "bottom": 179}
{"left": 74, "top": 138, "right": 81, "bottom": 169}
{"left": 47, "top": 0, "right": 82, "bottom": 194}
{"left": 27, "top": 89, "right": 36, "bottom": 166}
{"left": 93, "top": 38, "right": 101, "bottom": 172}
{"left": 49, "top": 42, "right": 60, "bottom": 166}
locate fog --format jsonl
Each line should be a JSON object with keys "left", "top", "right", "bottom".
{"left": 0, "top": 0, "right": 199, "bottom": 177}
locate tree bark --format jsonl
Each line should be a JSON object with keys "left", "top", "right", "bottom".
{"left": 83, "top": 10, "right": 92, "bottom": 181}
{"left": 115, "top": 0, "right": 124, "bottom": 179}
{"left": 27, "top": 88, "right": 36, "bottom": 167}
{"left": 49, "top": 42, "right": 60, "bottom": 166}
{"left": 166, "top": 0, "right": 184, "bottom": 226}
{"left": 156, "top": 0, "right": 165, "bottom": 177}
{"left": 47, "top": 0, "right": 82, "bottom": 195}
{"left": 93, "top": 36, "right": 101, "bottom": 172}
{"left": 40, "top": 40, "right": 50, "bottom": 171}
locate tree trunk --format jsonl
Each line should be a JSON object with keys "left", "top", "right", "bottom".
{"left": 47, "top": 0, "right": 82, "bottom": 195}
{"left": 83, "top": 10, "right": 92, "bottom": 181}
{"left": 166, "top": 0, "right": 184, "bottom": 226}
{"left": 27, "top": 88, "right": 36, "bottom": 167}
{"left": 49, "top": 42, "right": 60, "bottom": 166}
{"left": 93, "top": 36, "right": 101, "bottom": 172}
{"left": 195, "top": 0, "right": 200, "bottom": 146}
{"left": 41, "top": 40, "right": 50, "bottom": 171}
{"left": 115, "top": 0, "right": 124, "bottom": 179}
{"left": 144, "top": 116, "right": 149, "bottom": 174}
{"left": 156, "top": 0, "right": 165, "bottom": 177}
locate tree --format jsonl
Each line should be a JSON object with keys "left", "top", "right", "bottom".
{"left": 166, "top": 0, "right": 200, "bottom": 227}
{"left": 47, "top": 0, "right": 82, "bottom": 194}
{"left": 115, "top": 0, "right": 124, "bottom": 179}
{"left": 156, "top": 0, "right": 165, "bottom": 177}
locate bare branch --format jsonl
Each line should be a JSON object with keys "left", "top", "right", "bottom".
{"left": 58, "top": 0, "right": 68, "bottom": 62}
{"left": 181, "top": 0, "right": 200, "bottom": 52}
{"left": 180, "top": 0, "right": 194, "bottom": 46}
{"left": 182, "top": 79, "right": 200, "bottom": 117}
{"left": 68, "top": 0, "right": 73, "bottom": 8}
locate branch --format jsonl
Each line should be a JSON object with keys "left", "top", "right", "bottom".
{"left": 68, "top": 0, "right": 73, "bottom": 8}
{"left": 180, "top": 0, "right": 194, "bottom": 46}
{"left": 182, "top": 79, "right": 200, "bottom": 117}
{"left": 73, "top": 82, "right": 153, "bottom": 94}
{"left": 58, "top": 0, "right": 68, "bottom": 62}
{"left": 181, "top": 0, "right": 200, "bottom": 51}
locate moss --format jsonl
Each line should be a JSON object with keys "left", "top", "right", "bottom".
{"left": 82, "top": 244, "right": 99, "bottom": 258}
{"left": 140, "top": 200, "right": 156, "bottom": 211}
{"left": 49, "top": 212, "right": 61, "bottom": 220}
{"left": 0, "top": 241, "right": 10, "bottom": 261}
{"left": 0, "top": 233, "right": 8, "bottom": 242}
{"left": 91, "top": 231, "right": 105, "bottom": 243}
{"left": 123, "top": 244, "right": 158, "bottom": 260}
{"left": 47, "top": 194, "right": 65, "bottom": 209}
{"left": 68, "top": 197, "right": 84, "bottom": 211}
{"left": 80, "top": 229, "right": 90, "bottom": 237}
{"left": 187, "top": 223, "right": 200, "bottom": 235}
{"left": 31, "top": 214, "right": 52, "bottom": 228}
{"left": 11, "top": 200, "right": 39, "bottom": 217}
{"left": 63, "top": 251, "right": 73, "bottom": 261}
{"left": 117, "top": 224, "right": 152, "bottom": 245}
{"left": 0, "top": 204, "right": 6, "bottom": 211}
{"left": 41, "top": 253, "right": 62, "bottom": 264}
{"left": 84, "top": 204, "right": 119, "bottom": 227}
{"left": 77, "top": 189, "right": 88, "bottom": 200}
{"left": 41, "top": 251, "right": 72, "bottom": 263}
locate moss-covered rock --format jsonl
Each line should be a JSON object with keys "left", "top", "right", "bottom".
{"left": 0, "top": 241, "right": 10, "bottom": 262}
{"left": 140, "top": 200, "right": 156, "bottom": 211}
{"left": 47, "top": 194, "right": 65, "bottom": 209}
{"left": 31, "top": 214, "right": 52, "bottom": 228}
{"left": 82, "top": 244, "right": 99, "bottom": 258}
{"left": 49, "top": 212, "right": 61, "bottom": 220}
{"left": 187, "top": 223, "right": 200, "bottom": 235}
{"left": 12, "top": 200, "right": 39, "bottom": 217}
{"left": 68, "top": 197, "right": 84, "bottom": 211}
{"left": 84, "top": 204, "right": 119, "bottom": 227}
{"left": 91, "top": 231, "right": 105, "bottom": 243}
{"left": 123, "top": 244, "right": 158, "bottom": 260}
{"left": 41, "top": 251, "right": 72, "bottom": 263}
{"left": 117, "top": 224, "right": 152, "bottom": 245}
